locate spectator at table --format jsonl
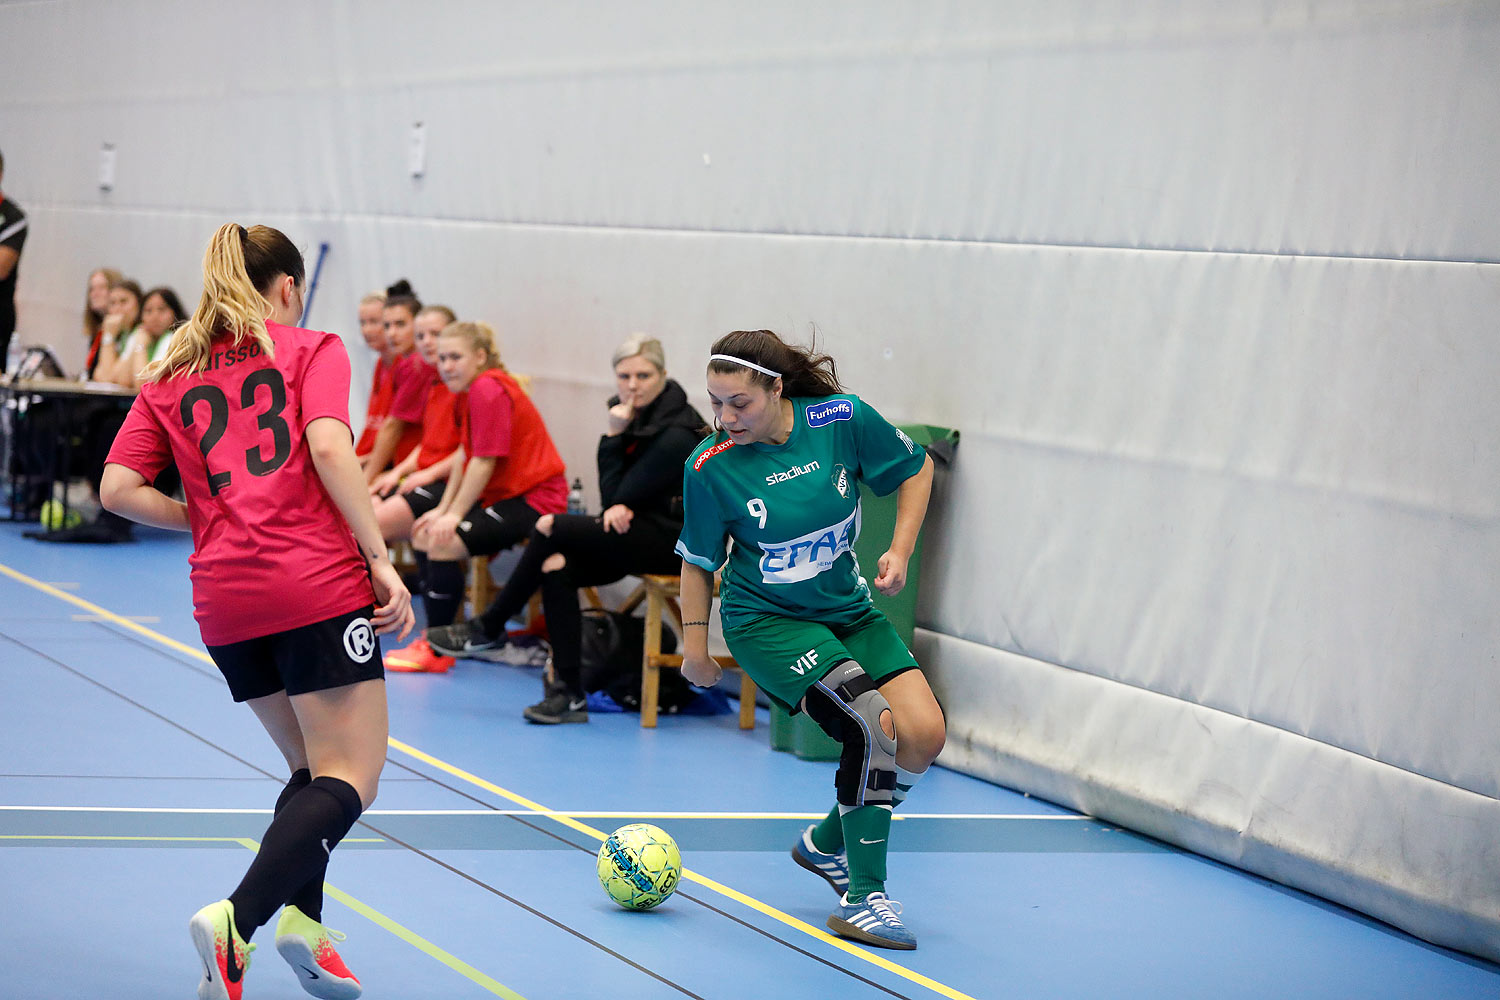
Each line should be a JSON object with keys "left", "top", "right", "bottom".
{"left": 88, "top": 278, "right": 143, "bottom": 382}
{"left": 102, "top": 286, "right": 186, "bottom": 389}
{"left": 81, "top": 268, "right": 125, "bottom": 372}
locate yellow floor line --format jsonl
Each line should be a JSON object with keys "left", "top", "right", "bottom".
{"left": 2, "top": 560, "right": 980, "bottom": 1000}
{"left": 236, "top": 838, "right": 527, "bottom": 1000}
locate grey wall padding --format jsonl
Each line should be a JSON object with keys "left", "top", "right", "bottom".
{"left": 3, "top": 0, "right": 1496, "bottom": 959}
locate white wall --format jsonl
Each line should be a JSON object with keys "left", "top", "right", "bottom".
{"left": 4, "top": 0, "right": 1497, "bottom": 959}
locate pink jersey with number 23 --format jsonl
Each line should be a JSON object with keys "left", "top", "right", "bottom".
{"left": 106, "top": 322, "right": 374, "bottom": 645}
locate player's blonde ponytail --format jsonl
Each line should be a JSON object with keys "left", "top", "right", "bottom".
{"left": 144, "top": 224, "right": 304, "bottom": 382}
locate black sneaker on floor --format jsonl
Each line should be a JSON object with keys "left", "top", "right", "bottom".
{"left": 523, "top": 691, "right": 589, "bottom": 725}
{"left": 426, "top": 622, "right": 503, "bottom": 659}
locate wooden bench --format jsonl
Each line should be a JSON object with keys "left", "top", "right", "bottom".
{"left": 633, "top": 574, "right": 756, "bottom": 729}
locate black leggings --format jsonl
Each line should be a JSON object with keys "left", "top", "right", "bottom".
{"left": 474, "top": 513, "right": 681, "bottom": 696}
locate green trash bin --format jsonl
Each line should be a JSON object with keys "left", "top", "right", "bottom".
{"left": 770, "top": 424, "right": 959, "bottom": 760}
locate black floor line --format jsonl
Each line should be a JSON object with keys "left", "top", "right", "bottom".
{"left": 354, "top": 816, "right": 710, "bottom": 999}
{"left": 92, "top": 619, "right": 227, "bottom": 685}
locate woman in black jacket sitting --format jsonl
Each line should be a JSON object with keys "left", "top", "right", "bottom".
{"left": 426, "top": 334, "right": 708, "bottom": 723}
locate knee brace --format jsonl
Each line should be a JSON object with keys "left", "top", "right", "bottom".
{"left": 804, "top": 660, "right": 899, "bottom": 809}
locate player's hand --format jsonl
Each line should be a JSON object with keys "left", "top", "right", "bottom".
{"left": 606, "top": 400, "right": 634, "bottom": 435}
{"left": 411, "top": 509, "right": 439, "bottom": 539}
{"left": 873, "top": 550, "right": 909, "bottom": 596}
{"left": 429, "top": 511, "right": 462, "bottom": 547}
{"left": 370, "top": 469, "right": 401, "bottom": 498}
{"left": 397, "top": 475, "right": 423, "bottom": 495}
{"left": 368, "top": 560, "right": 415, "bottom": 640}
{"left": 680, "top": 651, "right": 722, "bottom": 687}
{"left": 600, "top": 504, "right": 634, "bottom": 534}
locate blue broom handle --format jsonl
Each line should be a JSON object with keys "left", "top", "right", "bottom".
{"left": 299, "top": 241, "right": 330, "bottom": 326}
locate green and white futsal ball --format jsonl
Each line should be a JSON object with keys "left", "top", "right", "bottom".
{"left": 597, "top": 823, "right": 682, "bottom": 910}
{"left": 39, "top": 499, "right": 81, "bottom": 531}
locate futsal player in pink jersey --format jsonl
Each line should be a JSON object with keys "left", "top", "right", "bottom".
{"left": 102, "top": 223, "right": 414, "bottom": 1000}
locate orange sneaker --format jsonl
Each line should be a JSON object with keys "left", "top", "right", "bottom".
{"left": 383, "top": 637, "right": 455, "bottom": 674}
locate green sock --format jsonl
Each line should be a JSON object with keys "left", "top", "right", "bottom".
{"left": 811, "top": 805, "right": 844, "bottom": 854}
{"left": 839, "top": 805, "right": 892, "bottom": 902}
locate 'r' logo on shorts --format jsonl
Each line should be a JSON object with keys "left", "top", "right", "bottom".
{"left": 343, "top": 618, "right": 376, "bottom": 663}
{"left": 791, "top": 649, "right": 819, "bottom": 676}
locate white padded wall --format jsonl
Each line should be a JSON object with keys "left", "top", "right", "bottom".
{"left": 3, "top": 0, "right": 1497, "bottom": 958}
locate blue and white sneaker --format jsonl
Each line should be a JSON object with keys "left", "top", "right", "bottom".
{"left": 790, "top": 824, "right": 849, "bottom": 896}
{"left": 827, "top": 891, "right": 916, "bottom": 950}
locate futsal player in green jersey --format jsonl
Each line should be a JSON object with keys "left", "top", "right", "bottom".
{"left": 676, "top": 329, "right": 945, "bottom": 950}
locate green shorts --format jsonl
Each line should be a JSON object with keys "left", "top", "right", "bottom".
{"left": 722, "top": 604, "right": 918, "bottom": 713}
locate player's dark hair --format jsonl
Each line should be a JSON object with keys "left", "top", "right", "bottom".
{"left": 141, "top": 286, "right": 188, "bottom": 327}
{"left": 146, "top": 223, "right": 303, "bottom": 381}
{"left": 108, "top": 277, "right": 145, "bottom": 313}
{"left": 384, "top": 279, "right": 421, "bottom": 318}
{"left": 708, "top": 330, "right": 842, "bottom": 397}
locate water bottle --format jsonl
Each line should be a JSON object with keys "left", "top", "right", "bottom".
{"left": 567, "top": 477, "right": 586, "bottom": 515}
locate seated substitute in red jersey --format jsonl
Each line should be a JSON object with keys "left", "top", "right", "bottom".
{"left": 385, "top": 320, "right": 568, "bottom": 673}
{"left": 100, "top": 223, "right": 414, "bottom": 1000}
{"left": 360, "top": 281, "right": 425, "bottom": 481}
{"left": 353, "top": 289, "right": 393, "bottom": 460}
{"left": 371, "top": 304, "right": 462, "bottom": 544}
{"left": 425, "top": 334, "right": 710, "bottom": 724}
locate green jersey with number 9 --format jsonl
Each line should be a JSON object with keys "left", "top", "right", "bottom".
{"left": 676, "top": 394, "right": 926, "bottom": 628}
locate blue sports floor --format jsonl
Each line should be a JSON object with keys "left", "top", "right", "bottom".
{"left": 0, "top": 522, "right": 1495, "bottom": 999}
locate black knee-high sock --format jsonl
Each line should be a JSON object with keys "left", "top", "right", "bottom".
{"left": 273, "top": 769, "right": 326, "bottom": 921}
{"left": 228, "top": 776, "right": 363, "bottom": 938}
{"left": 539, "top": 568, "right": 584, "bottom": 697}
{"left": 474, "top": 531, "right": 554, "bottom": 640}
{"left": 412, "top": 550, "right": 430, "bottom": 595}
{"left": 423, "top": 559, "right": 466, "bottom": 629}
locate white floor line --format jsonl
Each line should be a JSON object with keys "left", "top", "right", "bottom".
{"left": 0, "top": 805, "right": 1092, "bottom": 820}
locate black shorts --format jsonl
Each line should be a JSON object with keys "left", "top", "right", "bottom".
{"left": 206, "top": 605, "right": 384, "bottom": 703}
{"left": 455, "top": 496, "right": 541, "bottom": 557}
{"left": 401, "top": 483, "right": 445, "bottom": 519}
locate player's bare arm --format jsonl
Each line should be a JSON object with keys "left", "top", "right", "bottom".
{"left": 678, "top": 559, "right": 721, "bottom": 686}
{"left": 306, "top": 416, "right": 414, "bottom": 639}
{"left": 874, "top": 453, "right": 934, "bottom": 597}
{"left": 100, "top": 463, "right": 191, "bottom": 531}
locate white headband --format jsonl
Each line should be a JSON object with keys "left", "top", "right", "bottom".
{"left": 710, "top": 353, "right": 781, "bottom": 379}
